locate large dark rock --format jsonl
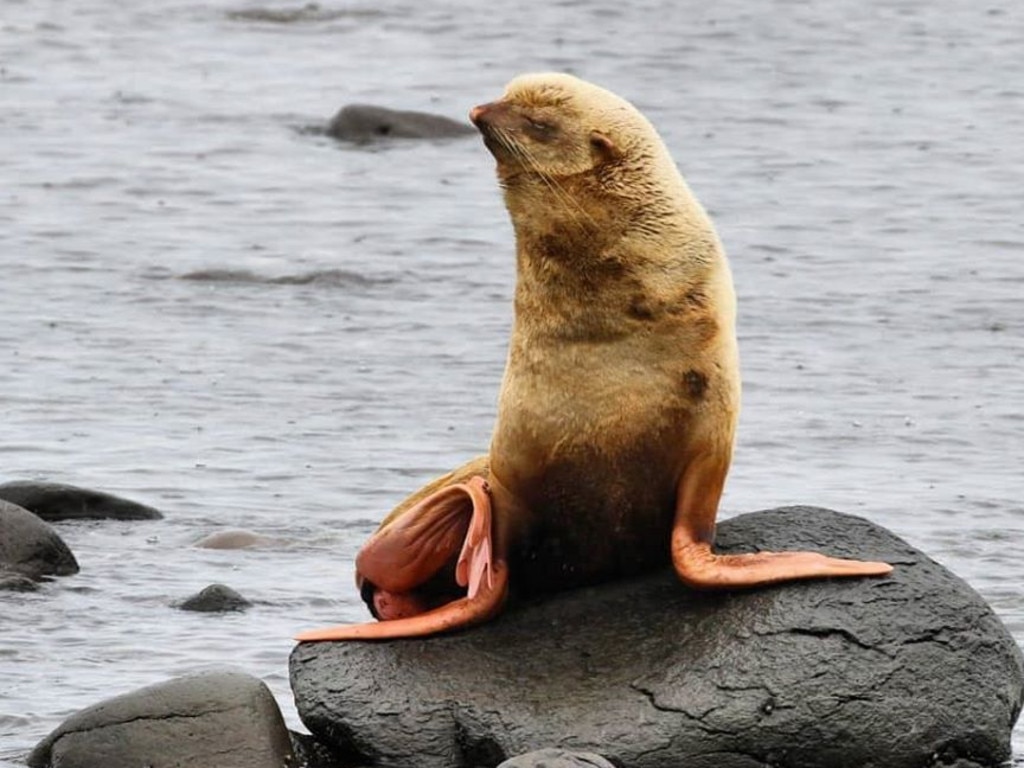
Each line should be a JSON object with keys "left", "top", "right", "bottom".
{"left": 0, "top": 500, "right": 79, "bottom": 578}
{"left": 0, "top": 480, "right": 163, "bottom": 521}
{"left": 290, "top": 506, "right": 1024, "bottom": 768}
{"left": 326, "top": 104, "right": 476, "bottom": 142}
{"left": 28, "top": 670, "right": 294, "bottom": 768}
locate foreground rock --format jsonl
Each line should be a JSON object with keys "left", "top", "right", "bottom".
{"left": 291, "top": 506, "right": 1024, "bottom": 768}
{"left": 0, "top": 500, "right": 79, "bottom": 579}
{"left": 0, "top": 480, "right": 163, "bottom": 521}
{"left": 326, "top": 104, "right": 475, "bottom": 142}
{"left": 28, "top": 670, "right": 293, "bottom": 768}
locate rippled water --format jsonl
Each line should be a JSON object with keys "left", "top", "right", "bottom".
{"left": 2, "top": 0, "right": 1022, "bottom": 763}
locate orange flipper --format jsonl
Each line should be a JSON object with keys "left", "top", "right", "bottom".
{"left": 296, "top": 476, "right": 508, "bottom": 642}
{"left": 670, "top": 453, "right": 893, "bottom": 589}
{"left": 295, "top": 562, "right": 508, "bottom": 641}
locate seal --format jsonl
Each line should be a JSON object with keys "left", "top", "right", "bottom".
{"left": 296, "top": 73, "right": 892, "bottom": 642}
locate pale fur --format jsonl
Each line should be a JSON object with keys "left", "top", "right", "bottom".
{"left": 488, "top": 73, "right": 740, "bottom": 515}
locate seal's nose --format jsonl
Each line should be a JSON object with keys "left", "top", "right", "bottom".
{"left": 469, "top": 103, "right": 490, "bottom": 126}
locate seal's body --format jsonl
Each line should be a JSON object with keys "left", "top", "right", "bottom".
{"left": 296, "top": 74, "right": 890, "bottom": 642}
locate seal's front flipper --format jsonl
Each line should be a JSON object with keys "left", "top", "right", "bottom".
{"left": 295, "top": 475, "right": 508, "bottom": 642}
{"left": 670, "top": 454, "right": 893, "bottom": 588}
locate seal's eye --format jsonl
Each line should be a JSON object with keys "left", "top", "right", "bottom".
{"left": 524, "top": 117, "right": 556, "bottom": 139}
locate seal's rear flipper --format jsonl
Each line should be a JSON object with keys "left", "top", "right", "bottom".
{"left": 670, "top": 453, "right": 893, "bottom": 588}
{"left": 295, "top": 476, "right": 508, "bottom": 642}
{"left": 295, "top": 561, "right": 508, "bottom": 641}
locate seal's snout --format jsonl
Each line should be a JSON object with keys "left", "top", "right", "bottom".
{"left": 469, "top": 103, "right": 491, "bottom": 127}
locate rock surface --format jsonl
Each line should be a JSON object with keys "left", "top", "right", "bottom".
{"left": 290, "top": 506, "right": 1024, "bottom": 768}
{"left": 498, "top": 749, "right": 616, "bottom": 768}
{"left": 0, "top": 480, "right": 163, "bottom": 521}
{"left": 0, "top": 500, "right": 79, "bottom": 579}
{"left": 326, "top": 104, "right": 476, "bottom": 142}
{"left": 28, "top": 669, "right": 294, "bottom": 768}
{"left": 0, "top": 567, "right": 41, "bottom": 591}
{"left": 178, "top": 583, "right": 253, "bottom": 612}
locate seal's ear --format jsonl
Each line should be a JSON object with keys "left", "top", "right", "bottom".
{"left": 589, "top": 131, "right": 619, "bottom": 163}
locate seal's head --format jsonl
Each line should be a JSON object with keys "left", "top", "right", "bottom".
{"left": 469, "top": 73, "right": 677, "bottom": 187}
{"left": 469, "top": 72, "right": 709, "bottom": 276}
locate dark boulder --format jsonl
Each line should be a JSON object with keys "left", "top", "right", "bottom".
{"left": 28, "top": 669, "right": 294, "bottom": 768}
{"left": 0, "top": 500, "right": 79, "bottom": 579}
{"left": 178, "top": 583, "right": 252, "bottom": 613}
{"left": 0, "top": 480, "right": 163, "bottom": 521}
{"left": 326, "top": 104, "right": 476, "bottom": 142}
{"left": 290, "top": 507, "right": 1024, "bottom": 768}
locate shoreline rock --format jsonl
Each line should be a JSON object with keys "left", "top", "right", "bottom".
{"left": 290, "top": 506, "right": 1024, "bottom": 768}
{"left": 0, "top": 500, "right": 79, "bottom": 579}
{"left": 0, "top": 481, "right": 163, "bottom": 522}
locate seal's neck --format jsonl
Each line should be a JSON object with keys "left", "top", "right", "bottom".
{"left": 505, "top": 183, "right": 728, "bottom": 346}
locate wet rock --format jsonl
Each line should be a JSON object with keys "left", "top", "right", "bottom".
{"left": 290, "top": 507, "right": 1024, "bottom": 768}
{"left": 0, "top": 500, "right": 79, "bottom": 579}
{"left": 499, "top": 749, "right": 616, "bottom": 768}
{"left": 0, "top": 480, "right": 163, "bottom": 521}
{"left": 326, "top": 104, "right": 476, "bottom": 142}
{"left": 27, "top": 669, "right": 294, "bottom": 768}
{"left": 290, "top": 730, "right": 350, "bottom": 768}
{"left": 0, "top": 567, "right": 41, "bottom": 591}
{"left": 227, "top": 3, "right": 381, "bottom": 24}
{"left": 178, "top": 583, "right": 252, "bottom": 612}
{"left": 195, "top": 529, "right": 278, "bottom": 549}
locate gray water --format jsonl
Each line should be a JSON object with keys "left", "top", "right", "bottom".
{"left": 1, "top": 0, "right": 1022, "bottom": 763}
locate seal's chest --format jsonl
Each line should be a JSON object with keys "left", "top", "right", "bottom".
{"left": 509, "top": 439, "right": 678, "bottom": 594}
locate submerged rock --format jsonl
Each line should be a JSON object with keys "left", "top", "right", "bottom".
{"left": 326, "top": 104, "right": 475, "bottom": 142}
{"left": 290, "top": 506, "right": 1024, "bottom": 768}
{"left": 28, "top": 670, "right": 293, "bottom": 768}
{"left": 0, "top": 500, "right": 79, "bottom": 579}
{"left": 178, "top": 583, "right": 253, "bottom": 613}
{"left": 499, "top": 750, "right": 616, "bottom": 768}
{"left": 195, "top": 529, "right": 278, "bottom": 549}
{"left": 0, "top": 480, "right": 163, "bottom": 521}
{"left": 0, "top": 567, "right": 41, "bottom": 592}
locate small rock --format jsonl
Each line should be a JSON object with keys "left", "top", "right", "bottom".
{"left": 27, "top": 669, "right": 294, "bottom": 768}
{"left": 195, "top": 529, "right": 277, "bottom": 549}
{"left": 0, "top": 481, "right": 163, "bottom": 521}
{"left": 0, "top": 567, "right": 41, "bottom": 591}
{"left": 179, "top": 583, "right": 252, "bottom": 612}
{"left": 0, "top": 500, "right": 79, "bottom": 579}
{"left": 326, "top": 104, "right": 476, "bottom": 142}
{"left": 499, "top": 749, "right": 616, "bottom": 768}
